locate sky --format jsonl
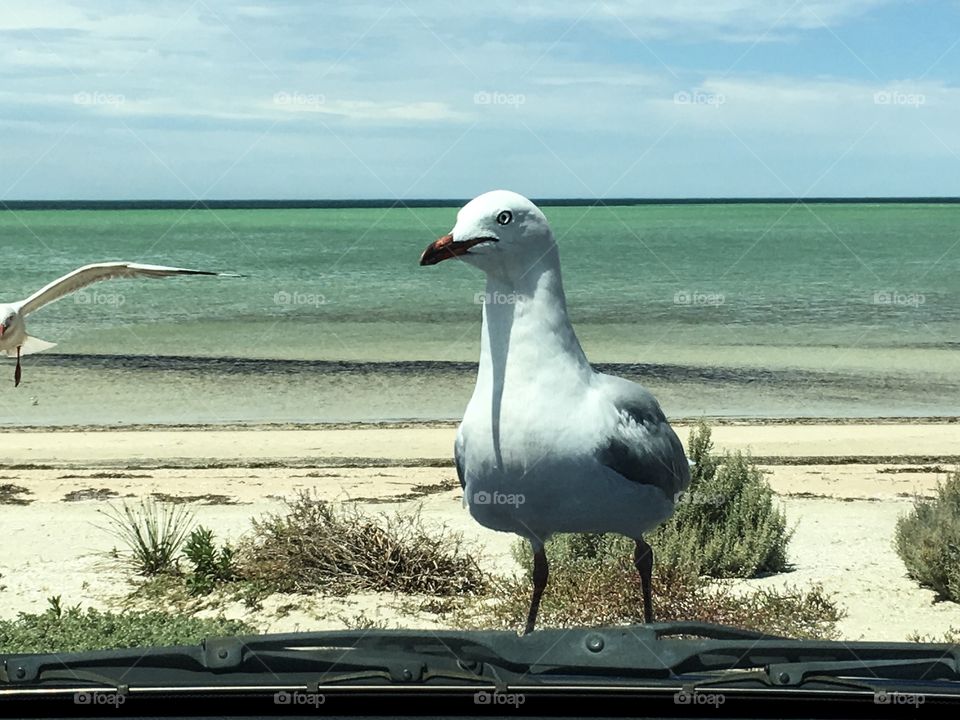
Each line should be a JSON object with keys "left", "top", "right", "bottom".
{"left": 2, "top": 0, "right": 960, "bottom": 199}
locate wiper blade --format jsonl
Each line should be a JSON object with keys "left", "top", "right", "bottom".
{"left": 0, "top": 621, "right": 780, "bottom": 691}
{"left": 3, "top": 623, "right": 959, "bottom": 694}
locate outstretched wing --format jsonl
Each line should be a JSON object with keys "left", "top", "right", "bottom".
{"left": 17, "top": 262, "right": 222, "bottom": 316}
{"left": 594, "top": 374, "right": 691, "bottom": 502}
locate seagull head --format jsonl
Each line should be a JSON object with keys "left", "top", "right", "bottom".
{"left": 419, "top": 190, "right": 556, "bottom": 279}
{"left": 0, "top": 306, "right": 18, "bottom": 342}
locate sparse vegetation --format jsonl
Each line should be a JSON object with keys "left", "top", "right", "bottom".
{"left": 909, "top": 626, "right": 960, "bottom": 644}
{"left": 0, "top": 483, "right": 32, "bottom": 505}
{"left": 63, "top": 487, "right": 121, "bottom": 502}
{"left": 650, "top": 422, "right": 792, "bottom": 577}
{"left": 0, "top": 596, "right": 252, "bottom": 653}
{"left": 99, "top": 499, "right": 194, "bottom": 576}
{"left": 92, "top": 425, "right": 822, "bottom": 637}
{"left": 236, "top": 490, "right": 486, "bottom": 596}
{"left": 895, "top": 469, "right": 960, "bottom": 602}
{"left": 460, "top": 535, "right": 842, "bottom": 639}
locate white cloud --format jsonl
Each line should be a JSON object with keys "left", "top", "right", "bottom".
{"left": 268, "top": 97, "right": 470, "bottom": 123}
{"left": 514, "top": 0, "right": 891, "bottom": 40}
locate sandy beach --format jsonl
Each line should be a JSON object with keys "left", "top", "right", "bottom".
{"left": 2, "top": 422, "right": 958, "bottom": 641}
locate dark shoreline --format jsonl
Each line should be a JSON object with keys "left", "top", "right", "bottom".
{"left": 1, "top": 417, "right": 956, "bottom": 434}
{"left": 4, "top": 197, "right": 960, "bottom": 211}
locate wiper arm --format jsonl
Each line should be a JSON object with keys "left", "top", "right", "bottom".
{"left": 0, "top": 621, "right": 778, "bottom": 691}
{"left": 3, "top": 622, "right": 959, "bottom": 693}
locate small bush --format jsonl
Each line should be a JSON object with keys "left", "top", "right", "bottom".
{"left": 466, "top": 540, "right": 842, "bottom": 639}
{"left": 99, "top": 500, "right": 194, "bottom": 576}
{"left": 650, "top": 422, "right": 792, "bottom": 577}
{"left": 184, "top": 526, "right": 239, "bottom": 596}
{"left": 909, "top": 627, "right": 960, "bottom": 644}
{"left": 237, "top": 490, "right": 486, "bottom": 596}
{"left": 896, "top": 469, "right": 960, "bottom": 601}
{"left": 0, "top": 596, "right": 253, "bottom": 654}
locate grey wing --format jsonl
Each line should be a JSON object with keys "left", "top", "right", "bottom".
{"left": 595, "top": 374, "right": 691, "bottom": 501}
{"left": 453, "top": 427, "right": 466, "bottom": 491}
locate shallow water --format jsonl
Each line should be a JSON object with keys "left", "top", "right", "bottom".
{"left": 2, "top": 203, "right": 958, "bottom": 424}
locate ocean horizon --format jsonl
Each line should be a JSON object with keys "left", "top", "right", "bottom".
{"left": 5, "top": 197, "right": 960, "bottom": 211}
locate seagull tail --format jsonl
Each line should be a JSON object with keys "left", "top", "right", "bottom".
{"left": 20, "top": 336, "right": 57, "bottom": 355}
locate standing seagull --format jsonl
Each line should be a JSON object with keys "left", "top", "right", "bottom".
{"left": 0, "top": 262, "right": 225, "bottom": 387}
{"left": 420, "top": 191, "right": 690, "bottom": 634}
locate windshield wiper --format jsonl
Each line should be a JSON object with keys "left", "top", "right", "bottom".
{"left": 2, "top": 622, "right": 959, "bottom": 696}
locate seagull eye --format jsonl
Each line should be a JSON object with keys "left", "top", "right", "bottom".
{"left": 496, "top": 210, "right": 512, "bottom": 226}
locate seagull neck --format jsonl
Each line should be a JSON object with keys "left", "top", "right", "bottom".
{"left": 479, "top": 257, "right": 590, "bottom": 373}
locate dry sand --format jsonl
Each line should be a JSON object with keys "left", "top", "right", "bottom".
{"left": 1, "top": 423, "right": 959, "bottom": 641}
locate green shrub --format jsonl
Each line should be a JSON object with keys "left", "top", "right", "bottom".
{"left": 0, "top": 596, "right": 253, "bottom": 654}
{"left": 99, "top": 499, "right": 194, "bottom": 576}
{"left": 238, "top": 490, "right": 485, "bottom": 596}
{"left": 896, "top": 469, "right": 960, "bottom": 601}
{"left": 184, "top": 526, "right": 239, "bottom": 596}
{"left": 651, "top": 422, "right": 792, "bottom": 577}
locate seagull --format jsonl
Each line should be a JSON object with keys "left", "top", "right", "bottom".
{"left": 420, "top": 190, "right": 691, "bottom": 634}
{"left": 0, "top": 262, "right": 226, "bottom": 387}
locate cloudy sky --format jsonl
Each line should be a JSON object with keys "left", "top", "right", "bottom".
{"left": 2, "top": 1, "right": 959, "bottom": 199}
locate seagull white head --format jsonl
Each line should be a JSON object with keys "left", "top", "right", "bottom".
{"left": 0, "top": 305, "right": 20, "bottom": 344}
{"left": 419, "top": 190, "right": 555, "bottom": 278}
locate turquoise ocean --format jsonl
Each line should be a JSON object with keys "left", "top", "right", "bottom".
{"left": 1, "top": 202, "right": 958, "bottom": 425}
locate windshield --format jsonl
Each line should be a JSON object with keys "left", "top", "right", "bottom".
{"left": 2, "top": 0, "right": 960, "bottom": 712}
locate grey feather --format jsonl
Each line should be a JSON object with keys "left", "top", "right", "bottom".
{"left": 595, "top": 374, "right": 691, "bottom": 501}
{"left": 454, "top": 429, "right": 466, "bottom": 491}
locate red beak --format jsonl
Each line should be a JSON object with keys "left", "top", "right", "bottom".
{"left": 419, "top": 233, "right": 496, "bottom": 266}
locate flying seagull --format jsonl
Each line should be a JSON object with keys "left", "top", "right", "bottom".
{"left": 420, "top": 190, "right": 691, "bottom": 634}
{"left": 0, "top": 262, "right": 226, "bottom": 387}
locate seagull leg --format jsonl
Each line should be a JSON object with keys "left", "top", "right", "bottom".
{"left": 14, "top": 346, "right": 22, "bottom": 387}
{"left": 523, "top": 544, "right": 549, "bottom": 635}
{"left": 633, "top": 537, "right": 654, "bottom": 623}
